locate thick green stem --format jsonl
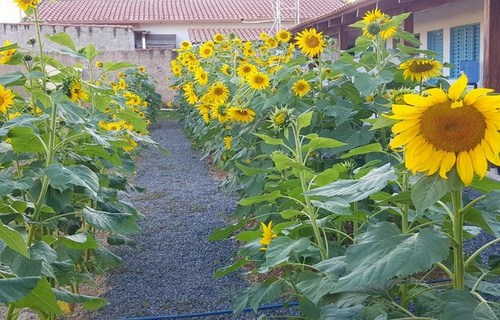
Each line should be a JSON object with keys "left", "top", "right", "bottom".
{"left": 451, "top": 189, "right": 465, "bottom": 289}
{"left": 33, "top": 8, "right": 47, "bottom": 90}
{"left": 6, "top": 304, "right": 16, "bottom": 320}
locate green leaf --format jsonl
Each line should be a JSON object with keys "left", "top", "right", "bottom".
{"left": 54, "top": 289, "right": 107, "bottom": 311}
{"left": 0, "top": 72, "right": 25, "bottom": 86}
{"left": 411, "top": 174, "right": 455, "bottom": 212}
{"left": 281, "top": 209, "right": 302, "bottom": 219}
{"left": 303, "top": 137, "right": 345, "bottom": 153}
{"left": 471, "top": 177, "right": 500, "bottom": 193}
{"left": 235, "top": 162, "right": 269, "bottom": 176}
{"left": 209, "top": 221, "right": 246, "bottom": 241}
{"left": 0, "top": 223, "right": 28, "bottom": 256}
{"left": 334, "top": 223, "right": 450, "bottom": 292}
{"left": 59, "top": 233, "right": 98, "bottom": 250}
{"left": 0, "top": 276, "right": 40, "bottom": 303}
{"left": 308, "top": 164, "right": 396, "bottom": 203}
{"left": 254, "top": 133, "right": 284, "bottom": 146}
{"left": 103, "top": 62, "right": 135, "bottom": 72}
{"left": 261, "top": 237, "right": 313, "bottom": 271}
{"left": 297, "top": 111, "right": 313, "bottom": 131}
{"left": 353, "top": 73, "right": 378, "bottom": 96}
{"left": 214, "top": 258, "right": 247, "bottom": 278}
{"left": 82, "top": 207, "right": 140, "bottom": 234}
{"left": 47, "top": 32, "right": 76, "bottom": 51}
{"left": 475, "top": 191, "right": 500, "bottom": 237}
{"left": 271, "top": 151, "right": 307, "bottom": 171}
{"left": 320, "top": 304, "right": 363, "bottom": 320}
{"left": 340, "top": 143, "right": 383, "bottom": 159}
{"left": 46, "top": 164, "right": 99, "bottom": 199}
{"left": 239, "top": 191, "right": 282, "bottom": 206}
{"left": 441, "top": 290, "right": 478, "bottom": 320}
{"left": 8, "top": 126, "right": 46, "bottom": 153}
{"left": 296, "top": 271, "right": 337, "bottom": 304}
{"left": 13, "top": 278, "right": 61, "bottom": 315}
{"left": 368, "top": 116, "right": 397, "bottom": 130}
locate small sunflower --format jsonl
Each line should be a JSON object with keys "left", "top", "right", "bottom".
{"left": 387, "top": 74, "right": 500, "bottom": 185}
{"left": 95, "top": 61, "right": 104, "bottom": 68}
{"left": 237, "top": 63, "right": 257, "bottom": 79}
{"left": 207, "top": 82, "right": 229, "bottom": 106}
{"left": 14, "top": 0, "right": 40, "bottom": 11}
{"left": 220, "top": 64, "right": 231, "bottom": 75}
{"left": 296, "top": 28, "right": 326, "bottom": 58}
{"left": 0, "top": 85, "right": 15, "bottom": 113}
{"left": 260, "top": 221, "right": 277, "bottom": 251}
{"left": 292, "top": 79, "right": 311, "bottom": 97}
{"left": 259, "top": 32, "right": 270, "bottom": 41}
{"left": 213, "top": 33, "right": 225, "bottom": 42}
{"left": 362, "top": 9, "right": 397, "bottom": 40}
{"left": 199, "top": 43, "right": 214, "bottom": 59}
{"left": 265, "top": 37, "right": 278, "bottom": 49}
{"left": 138, "top": 66, "right": 146, "bottom": 73}
{"left": 223, "top": 136, "right": 233, "bottom": 150}
{"left": 269, "top": 107, "right": 292, "bottom": 130}
{"left": 69, "top": 81, "right": 89, "bottom": 103}
{"left": 228, "top": 106, "right": 256, "bottom": 123}
{"left": 195, "top": 68, "right": 209, "bottom": 86}
{"left": 247, "top": 72, "right": 270, "bottom": 90}
{"left": 179, "top": 41, "right": 192, "bottom": 51}
{"left": 276, "top": 30, "right": 292, "bottom": 43}
{"left": 400, "top": 58, "right": 443, "bottom": 82}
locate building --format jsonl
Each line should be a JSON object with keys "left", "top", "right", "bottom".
{"left": 290, "top": 0, "right": 500, "bottom": 91}
{"left": 29, "top": 0, "right": 346, "bottom": 48}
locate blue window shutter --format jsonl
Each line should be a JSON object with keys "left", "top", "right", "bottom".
{"left": 450, "top": 24, "right": 480, "bottom": 78}
{"left": 427, "top": 29, "right": 443, "bottom": 61}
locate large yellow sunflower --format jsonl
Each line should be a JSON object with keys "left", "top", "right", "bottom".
{"left": 400, "top": 58, "right": 443, "bottom": 82}
{"left": 207, "top": 82, "right": 229, "bottom": 106}
{"left": 362, "top": 9, "right": 397, "bottom": 40}
{"left": 296, "top": 28, "right": 326, "bottom": 58}
{"left": 228, "top": 106, "right": 256, "bottom": 123}
{"left": 179, "top": 41, "right": 192, "bottom": 51}
{"left": 292, "top": 79, "right": 311, "bottom": 97}
{"left": 387, "top": 74, "right": 500, "bottom": 185}
{"left": 199, "top": 43, "right": 214, "bottom": 59}
{"left": 0, "top": 85, "right": 15, "bottom": 113}
{"left": 247, "top": 72, "right": 270, "bottom": 90}
{"left": 237, "top": 63, "right": 257, "bottom": 79}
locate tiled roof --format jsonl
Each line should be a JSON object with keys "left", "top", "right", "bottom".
{"left": 188, "top": 28, "right": 269, "bottom": 43}
{"left": 38, "top": 0, "right": 347, "bottom": 25}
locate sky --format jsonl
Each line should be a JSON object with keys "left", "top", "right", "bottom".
{"left": 0, "top": 0, "right": 24, "bottom": 23}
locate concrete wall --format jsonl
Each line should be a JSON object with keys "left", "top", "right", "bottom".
{"left": 0, "top": 23, "right": 136, "bottom": 51}
{"left": 414, "top": 0, "right": 484, "bottom": 80}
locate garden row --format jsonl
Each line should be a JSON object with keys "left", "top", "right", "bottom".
{"left": 171, "top": 9, "right": 500, "bottom": 320}
{"left": 0, "top": 1, "right": 161, "bottom": 319}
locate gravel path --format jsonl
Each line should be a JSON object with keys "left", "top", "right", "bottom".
{"left": 93, "top": 120, "right": 249, "bottom": 319}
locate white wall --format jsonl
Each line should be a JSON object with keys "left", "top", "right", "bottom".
{"left": 0, "top": 0, "right": 24, "bottom": 23}
{"left": 414, "top": 0, "right": 484, "bottom": 80}
{"left": 137, "top": 21, "right": 294, "bottom": 46}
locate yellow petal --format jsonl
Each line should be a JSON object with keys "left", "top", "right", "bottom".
{"left": 464, "top": 88, "right": 494, "bottom": 105}
{"left": 484, "top": 125, "right": 500, "bottom": 151}
{"left": 448, "top": 73, "right": 468, "bottom": 101}
{"left": 469, "top": 146, "right": 488, "bottom": 178}
{"left": 482, "top": 140, "right": 500, "bottom": 166}
{"left": 457, "top": 151, "right": 474, "bottom": 185}
{"left": 404, "top": 94, "right": 432, "bottom": 107}
{"left": 389, "top": 125, "right": 420, "bottom": 149}
{"left": 474, "top": 95, "right": 500, "bottom": 111}
{"left": 392, "top": 119, "right": 420, "bottom": 134}
{"left": 424, "top": 88, "right": 448, "bottom": 104}
{"left": 427, "top": 150, "right": 446, "bottom": 175}
{"left": 413, "top": 143, "right": 435, "bottom": 172}
{"left": 439, "top": 152, "right": 456, "bottom": 179}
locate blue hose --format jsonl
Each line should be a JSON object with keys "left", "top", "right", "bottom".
{"left": 123, "top": 302, "right": 299, "bottom": 320}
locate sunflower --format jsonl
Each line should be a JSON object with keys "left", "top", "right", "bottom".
{"left": 223, "top": 136, "right": 233, "bottom": 150}
{"left": 183, "top": 83, "right": 198, "bottom": 104}
{"left": 0, "top": 85, "right": 15, "bottom": 113}
{"left": 220, "top": 64, "right": 231, "bottom": 75}
{"left": 95, "top": 61, "right": 104, "bottom": 68}
{"left": 296, "top": 28, "right": 326, "bottom": 58}
{"left": 210, "top": 105, "right": 230, "bottom": 123}
{"left": 387, "top": 74, "right": 500, "bottom": 185}
{"left": 400, "top": 58, "right": 443, "bottom": 82}
{"left": 138, "top": 66, "right": 146, "bottom": 73}
{"left": 269, "top": 107, "right": 292, "bottom": 130}
{"left": 14, "top": 0, "right": 40, "bottom": 11}
{"left": 69, "top": 81, "right": 89, "bottom": 102}
{"left": 123, "top": 138, "right": 139, "bottom": 152}
{"left": 197, "top": 104, "right": 212, "bottom": 123}
{"left": 292, "top": 79, "right": 311, "bottom": 97}
{"left": 259, "top": 32, "right": 270, "bottom": 41}
{"left": 199, "top": 43, "right": 214, "bottom": 59}
{"left": 260, "top": 221, "right": 277, "bottom": 251}
{"left": 228, "top": 106, "right": 256, "bottom": 123}
{"left": 276, "top": 29, "right": 292, "bottom": 43}
{"left": 247, "top": 72, "right": 270, "bottom": 90}
{"left": 207, "top": 82, "right": 229, "bottom": 106}
{"left": 0, "top": 40, "right": 16, "bottom": 64}
{"left": 213, "top": 33, "right": 225, "bottom": 43}
{"left": 237, "top": 63, "right": 257, "bottom": 79}
{"left": 362, "top": 9, "right": 397, "bottom": 40}
{"left": 195, "top": 68, "right": 208, "bottom": 86}
{"left": 265, "top": 37, "right": 278, "bottom": 49}
{"left": 179, "top": 41, "right": 192, "bottom": 51}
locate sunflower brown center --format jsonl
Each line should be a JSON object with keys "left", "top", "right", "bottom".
{"left": 254, "top": 76, "right": 264, "bottom": 84}
{"left": 214, "top": 88, "right": 224, "bottom": 96}
{"left": 305, "top": 36, "right": 320, "bottom": 48}
{"left": 409, "top": 62, "right": 434, "bottom": 73}
{"left": 420, "top": 103, "right": 486, "bottom": 152}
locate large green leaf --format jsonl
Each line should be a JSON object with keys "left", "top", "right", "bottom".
{"left": 46, "top": 164, "right": 99, "bottom": 198}
{"left": 0, "top": 222, "right": 28, "bottom": 256}
{"left": 254, "top": 133, "right": 284, "bottom": 146}
{"left": 307, "top": 164, "right": 396, "bottom": 203}
{"left": 0, "top": 72, "right": 25, "bottom": 86}
{"left": 0, "top": 276, "right": 40, "bottom": 303}
{"left": 58, "top": 233, "right": 98, "bottom": 250}
{"left": 303, "top": 136, "right": 345, "bottom": 153}
{"left": 320, "top": 304, "right": 363, "bottom": 320}
{"left": 261, "top": 237, "right": 313, "bottom": 271}
{"left": 47, "top": 32, "right": 76, "bottom": 51}
{"left": 271, "top": 151, "right": 307, "bottom": 171}
{"left": 239, "top": 191, "right": 282, "bottom": 206}
{"left": 333, "top": 223, "right": 449, "bottom": 292}
{"left": 297, "top": 111, "right": 313, "bottom": 131}
{"left": 82, "top": 207, "right": 140, "bottom": 234}
{"left": 8, "top": 126, "right": 46, "bottom": 153}
{"left": 296, "top": 271, "right": 337, "bottom": 304}
{"left": 214, "top": 258, "right": 248, "bottom": 278}
{"left": 13, "top": 278, "right": 61, "bottom": 315}
{"left": 340, "top": 143, "right": 383, "bottom": 159}
{"left": 54, "top": 289, "right": 107, "bottom": 311}
{"left": 475, "top": 191, "right": 500, "bottom": 237}
{"left": 411, "top": 174, "right": 459, "bottom": 212}
{"left": 440, "top": 290, "right": 478, "bottom": 320}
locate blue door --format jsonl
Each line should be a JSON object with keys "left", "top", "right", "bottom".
{"left": 427, "top": 29, "right": 443, "bottom": 62}
{"left": 450, "top": 24, "right": 480, "bottom": 79}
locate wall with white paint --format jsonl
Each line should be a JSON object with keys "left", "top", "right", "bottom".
{"left": 0, "top": 0, "right": 24, "bottom": 23}
{"left": 413, "top": 0, "right": 484, "bottom": 80}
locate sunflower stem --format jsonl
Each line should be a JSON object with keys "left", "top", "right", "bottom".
{"left": 451, "top": 189, "right": 465, "bottom": 289}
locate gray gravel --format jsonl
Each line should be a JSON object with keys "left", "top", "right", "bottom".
{"left": 92, "top": 120, "right": 251, "bottom": 319}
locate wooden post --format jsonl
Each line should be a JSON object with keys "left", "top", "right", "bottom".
{"left": 483, "top": 0, "right": 500, "bottom": 90}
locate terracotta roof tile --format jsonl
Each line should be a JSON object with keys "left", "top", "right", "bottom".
{"left": 188, "top": 27, "right": 269, "bottom": 43}
{"left": 38, "top": 0, "right": 347, "bottom": 24}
